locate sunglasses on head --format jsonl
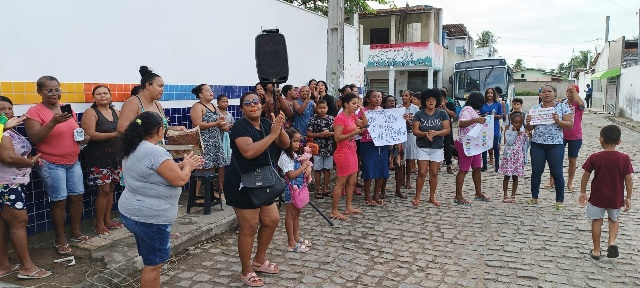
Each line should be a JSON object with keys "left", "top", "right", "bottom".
{"left": 243, "top": 98, "right": 260, "bottom": 106}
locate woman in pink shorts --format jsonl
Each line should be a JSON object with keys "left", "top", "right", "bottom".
{"left": 330, "top": 93, "right": 367, "bottom": 220}
{"left": 454, "top": 92, "right": 491, "bottom": 205}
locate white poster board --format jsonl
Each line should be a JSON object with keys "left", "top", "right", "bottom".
{"left": 365, "top": 108, "right": 407, "bottom": 146}
{"left": 461, "top": 115, "right": 494, "bottom": 156}
{"left": 529, "top": 107, "right": 556, "bottom": 125}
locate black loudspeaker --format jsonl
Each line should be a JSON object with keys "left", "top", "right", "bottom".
{"left": 255, "top": 29, "right": 289, "bottom": 84}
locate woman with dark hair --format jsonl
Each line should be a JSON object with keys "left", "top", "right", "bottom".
{"left": 454, "top": 92, "right": 488, "bottom": 205}
{"left": 308, "top": 79, "right": 318, "bottom": 100}
{"left": 383, "top": 95, "right": 407, "bottom": 199}
{"left": 190, "top": 84, "right": 228, "bottom": 200}
{"left": 119, "top": 111, "right": 203, "bottom": 288}
{"left": 401, "top": 90, "right": 419, "bottom": 188}
{"left": 331, "top": 93, "right": 366, "bottom": 220}
{"left": 80, "top": 85, "right": 123, "bottom": 235}
{"left": 525, "top": 85, "right": 573, "bottom": 210}
{"left": 359, "top": 90, "right": 388, "bottom": 206}
{"left": 293, "top": 85, "right": 316, "bottom": 140}
{"left": 480, "top": 87, "right": 504, "bottom": 172}
{"left": 335, "top": 84, "right": 352, "bottom": 110}
{"left": 316, "top": 81, "right": 338, "bottom": 116}
{"left": 224, "top": 92, "right": 289, "bottom": 287}
{"left": 412, "top": 89, "right": 451, "bottom": 206}
{"left": 0, "top": 96, "right": 52, "bottom": 279}
{"left": 260, "top": 83, "right": 277, "bottom": 118}
{"left": 24, "top": 76, "right": 91, "bottom": 254}
{"left": 440, "top": 89, "right": 457, "bottom": 174}
{"left": 217, "top": 94, "right": 235, "bottom": 166}
{"left": 279, "top": 84, "right": 296, "bottom": 126}
{"left": 118, "top": 66, "right": 185, "bottom": 134}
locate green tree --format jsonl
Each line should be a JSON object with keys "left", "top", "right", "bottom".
{"left": 283, "top": 0, "right": 388, "bottom": 16}
{"left": 569, "top": 50, "right": 589, "bottom": 69}
{"left": 475, "top": 30, "right": 498, "bottom": 55}
{"left": 512, "top": 59, "right": 525, "bottom": 71}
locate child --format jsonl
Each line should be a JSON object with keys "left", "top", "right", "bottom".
{"left": 278, "top": 128, "right": 312, "bottom": 253}
{"left": 306, "top": 100, "right": 335, "bottom": 199}
{"left": 498, "top": 112, "right": 528, "bottom": 203}
{"left": 504, "top": 98, "right": 526, "bottom": 131}
{"left": 578, "top": 125, "right": 633, "bottom": 260}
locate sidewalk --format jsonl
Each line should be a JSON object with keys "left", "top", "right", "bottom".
{"left": 10, "top": 194, "right": 236, "bottom": 287}
{"left": 585, "top": 107, "right": 640, "bottom": 132}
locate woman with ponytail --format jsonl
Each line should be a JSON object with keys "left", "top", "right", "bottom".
{"left": 118, "top": 112, "right": 203, "bottom": 288}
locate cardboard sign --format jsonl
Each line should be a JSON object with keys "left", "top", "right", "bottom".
{"left": 364, "top": 108, "right": 407, "bottom": 146}
{"left": 462, "top": 115, "right": 494, "bottom": 156}
{"left": 529, "top": 107, "right": 556, "bottom": 125}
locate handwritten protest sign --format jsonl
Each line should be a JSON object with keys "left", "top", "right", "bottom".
{"left": 462, "top": 115, "right": 494, "bottom": 156}
{"left": 529, "top": 107, "right": 556, "bottom": 125}
{"left": 365, "top": 108, "right": 407, "bottom": 146}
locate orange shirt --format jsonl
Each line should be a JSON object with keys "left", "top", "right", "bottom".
{"left": 25, "top": 103, "right": 80, "bottom": 164}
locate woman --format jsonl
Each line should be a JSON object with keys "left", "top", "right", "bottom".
{"left": 119, "top": 112, "right": 203, "bottom": 288}
{"left": 190, "top": 84, "right": 228, "bottom": 200}
{"left": 454, "top": 92, "right": 488, "bottom": 205}
{"left": 480, "top": 87, "right": 503, "bottom": 172}
{"left": 216, "top": 94, "right": 235, "bottom": 166}
{"left": 80, "top": 85, "right": 123, "bottom": 235}
{"left": 401, "top": 90, "right": 419, "bottom": 188}
{"left": 545, "top": 85, "right": 585, "bottom": 192}
{"left": 383, "top": 95, "right": 407, "bottom": 199}
{"left": 335, "top": 84, "right": 352, "bottom": 110}
{"left": 526, "top": 85, "right": 573, "bottom": 209}
{"left": 308, "top": 79, "right": 319, "bottom": 100}
{"left": 412, "top": 89, "right": 451, "bottom": 206}
{"left": 440, "top": 89, "right": 457, "bottom": 174}
{"left": 117, "top": 66, "right": 185, "bottom": 134}
{"left": 0, "top": 96, "right": 51, "bottom": 279}
{"left": 279, "top": 85, "right": 296, "bottom": 127}
{"left": 293, "top": 86, "right": 315, "bottom": 141}
{"left": 331, "top": 93, "right": 365, "bottom": 220}
{"left": 260, "top": 83, "right": 277, "bottom": 118}
{"left": 358, "top": 90, "right": 387, "bottom": 206}
{"left": 24, "top": 76, "right": 91, "bottom": 254}
{"left": 316, "top": 81, "right": 338, "bottom": 117}
{"left": 224, "top": 92, "right": 289, "bottom": 287}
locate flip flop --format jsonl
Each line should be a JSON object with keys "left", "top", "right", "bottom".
{"left": 297, "top": 238, "right": 312, "bottom": 247}
{"left": 345, "top": 209, "right": 362, "bottom": 215}
{"left": 314, "top": 193, "right": 324, "bottom": 199}
{"left": 54, "top": 243, "right": 72, "bottom": 255}
{"left": 395, "top": 192, "right": 408, "bottom": 199}
{"left": 526, "top": 199, "right": 539, "bottom": 205}
{"left": 329, "top": 213, "right": 348, "bottom": 220}
{"left": 473, "top": 196, "right": 491, "bottom": 202}
{"left": 0, "top": 264, "right": 20, "bottom": 278}
{"left": 252, "top": 260, "right": 279, "bottom": 274}
{"left": 69, "top": 235, "right": 91, "bottom": 243}
{"left": 553, "top": 203, "right": 564, "bottom": 211}
{"left": 374, "top": 199, "right": 385, "bottom": 206}
{"left": 453, "top": 199, "right": 471, "bottom": 206}
{"left": 428, "top": 200, "right": 441, "bottom": 207}
{"left": 94, "top": 228, "right": 110, "bottom": 236}
{"left": 106, "top": 221, "right": 124, "bottom": 229}
{"left": 17, "top": 268, "right": 52, "bottom": 280}
{"left": 364, "top": 200, "right": 378, "bottom": 206}
{"left": 542, "top": 183, "right": 554, "bottom": 189}
{"left": 287, "top": 243, "right": 309, "bottom": 253}
{"left": 590, "top": 249, "right": 601, "bottom": 260}
{"left": 411, "top": 198, "right": 420, "bottom": 206}
{"left": 240, "top": 272, "right": 264, "bottom": 287}
{"left": 607, "top": 245, "right": 619, "bottom": 258}
{"left": 354, "top": 188, "right": 362, "bottom": 195}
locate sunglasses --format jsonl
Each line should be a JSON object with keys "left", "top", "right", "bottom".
{"left": 243, "top": 99, "right": 260, "bottom": 106}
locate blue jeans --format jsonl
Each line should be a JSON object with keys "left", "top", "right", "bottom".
{"left": 482, "top": 134, "right": 501, "bottom": 171}
{"left": 530, "top": 142, "right": 565, "bottom": 203}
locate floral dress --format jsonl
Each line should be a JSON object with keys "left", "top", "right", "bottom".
{"left": 498, "top": 129, "right": 528, "bottom": 177}
{"left": 200, "top": 104, "right": 226, "bottom": 169}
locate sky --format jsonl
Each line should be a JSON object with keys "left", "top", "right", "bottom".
{"left": 368, "top": 0, "right": 639, "bottom": 71}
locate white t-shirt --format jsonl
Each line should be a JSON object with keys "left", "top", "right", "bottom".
{"left": 278, "top": 151, "right": 296, "bottom": 174}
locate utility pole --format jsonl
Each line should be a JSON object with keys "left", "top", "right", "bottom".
{"left": 605, "top": 16, "right": 610, "bottom": 43}
{"left": 327, "top": 0, "right": 344, "bottom": 98}
{"left": 637, "top": 9, "right": 639, "bottom": 62}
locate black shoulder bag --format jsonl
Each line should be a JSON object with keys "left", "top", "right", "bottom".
{"left": 233, "top": 121, "right": 285, "bottom": 207}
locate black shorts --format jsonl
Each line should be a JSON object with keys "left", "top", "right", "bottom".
{"left": 223, "top": 167, "right": 275, "bottom": 209}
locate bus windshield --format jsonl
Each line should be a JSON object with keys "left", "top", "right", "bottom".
{"left": 454, "top": 67, "right": 506, "bottom": 98}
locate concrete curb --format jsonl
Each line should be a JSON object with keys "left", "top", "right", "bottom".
{"left": 606, "top": 116, "right": 640, "bottom": 133}
{"left": 75, "top": 206, "right": 237, "bottom": 287}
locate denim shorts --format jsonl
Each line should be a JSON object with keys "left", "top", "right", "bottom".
{"left": 564, "top": 139, "right": 582, "bottom": 158}
{"left": 37, "top": 159, "right": 84, "bottom": 201}
{"left": 0, "top": 184, "right": 27, "bottom": 211}
{"left": 121, "top": 214, "right": 171, "bottom": 266}
{"left": 312, "top": 155, "right": 333, "bottom": 170}
{"left": 586, "top": 203, "right": 621, "bottom": 222}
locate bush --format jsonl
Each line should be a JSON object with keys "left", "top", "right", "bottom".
{"left": 515, "top": 90, "right": 539, "bottom": 96}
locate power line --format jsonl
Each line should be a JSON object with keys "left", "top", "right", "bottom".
{"left": 603, "top": 0, "right": 635, "bottom": 12}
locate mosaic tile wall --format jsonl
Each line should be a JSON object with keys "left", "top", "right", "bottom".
{"left": 1, "top": 82, "right": 252, "bottom": 235}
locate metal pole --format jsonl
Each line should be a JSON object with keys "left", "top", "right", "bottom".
{"left": 637, "top": 9, "right": 639, "bottom": 62}
{"left": 327, "top": 0, "right": 345, "bottom": 98}
{"left": 605, "top": 16, "right": 610, "bottom": 43}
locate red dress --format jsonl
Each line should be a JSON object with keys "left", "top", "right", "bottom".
{"left": 333, "top": 112, "right": 358, "bottom": 176}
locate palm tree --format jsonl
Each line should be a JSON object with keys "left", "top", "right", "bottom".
{"left": 475, "top": 30, "right": 498, "bottom": 55}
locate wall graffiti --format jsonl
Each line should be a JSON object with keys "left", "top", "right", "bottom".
{"left": 363, "top": 42, "right": 443, "bottom": 69}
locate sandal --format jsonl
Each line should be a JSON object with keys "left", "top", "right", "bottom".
{"left": 287, "top": 243, "right": 309, "bottom": 253}
{"left": 428, "top": 199, "right": 441, "bottom": 207}
{"left": 106, "top": 221, "right": 124, "bottom": 229}
{"left": 354, "top": 188, "right": 362, "bottom": 195}
{"left": 395, "top": 192, "right": 408, "bottom": 199}
{"left": 526, "top": 199, "right": 539, "bottom": 205}
{"left": 590, "top": 249, "right": 601, "bottom": 260}
{"left": 297, "top": 238, "right": 312, "bottom": 247}
{"left": 553, "top": 203, "right": 564, "bottom": 211}
{"left": 473, "top": 195, "right": 491, "bottom": 202}
{"left": 240, "top": 272, "right": 264, "bottom": 287}
{"left": 411, "top": 198, "right": 420, "bottom": 206}
{"left": 607, "top": 245, "right": 619, "bottom": 258}
{"left": 374, "top": 199, "right": 385, "bottom": 206}
{"left": 314, "top": 193, "right": 324, "bottom": 199}
{"left": 252, "top": 260, "right": 279, "bottom": 274}
{"left": 69, "top": 235, "right": 91, "bottom": 243}
{"left": 94, "top": 227, "right": 110, "bottom": 235}
{"left": 54, "top": 243, "right": 72, "bottom": 255}
{"left": 453, "top": 199, "right": 471, "bottom": 206}
{"left": 17, "top": 268, "right": 52, "bottom": 279}
{"left": 363, "top": 200, "right": 378, "bottom": 206}
{"left": 542, "top": 183, "right": 554, "bottom": 190}
{"left": 0, "top": 264, "right": 20, "bottom": 278}
{"left": 322, "top": 192, "right": 332, "bottom": 197}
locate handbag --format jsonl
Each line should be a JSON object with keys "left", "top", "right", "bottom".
{"left": 286, "top": 177, "right": 309, "bottom": 209}
{"left": 233, "top": 122, "right": 285, "bottom": 207}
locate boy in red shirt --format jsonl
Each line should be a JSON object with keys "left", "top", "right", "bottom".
{"left": 579, "top": 125, "right": 633, "bottom": 260}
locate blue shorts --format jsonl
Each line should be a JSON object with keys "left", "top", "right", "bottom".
{"left": 563, "top": 139, "right": 582, "bottom": 158}
{"left": 0, "top": 184, "right": 27, "bottom": 211}
{"left": 121, "top": 214, "right": 171, "bottom": 266}
{"left": 37, "top": 159, "right": 84, "bottom": 201}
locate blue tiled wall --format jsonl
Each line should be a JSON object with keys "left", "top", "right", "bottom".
{"left": 161, "top": 85, "right": 255, "bottom": 101}
{"left": 20, "top": 103, "right": 244, "bottom": 235}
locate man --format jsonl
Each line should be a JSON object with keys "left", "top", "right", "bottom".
{"left": 584, "top": 84, "right": 593, "bottom": 108}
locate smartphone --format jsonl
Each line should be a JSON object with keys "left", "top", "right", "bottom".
{"left": 60, "top": 104, "right": 72, "bottom": 115}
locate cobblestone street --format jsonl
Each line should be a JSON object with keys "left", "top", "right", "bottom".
{"left": 160, "top": 104, "right": 640, "bottom": 288}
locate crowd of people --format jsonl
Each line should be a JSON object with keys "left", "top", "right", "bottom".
{"left": 0, "top": 69, "right": 633, "bottom": 287}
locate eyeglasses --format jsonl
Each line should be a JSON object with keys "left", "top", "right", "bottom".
{"left": 42, "top": 88, "right": 62, "bottom": 95}
{"left": 243, "top": 99, "right": 260, "bottom": 106}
